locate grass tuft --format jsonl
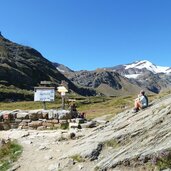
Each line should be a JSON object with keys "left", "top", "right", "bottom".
{"left": 70, "top": 154, "right": 85, "bottom": 162}
{"left": 151, "top": 150, "right": 171, "bottom": 170}
{"left": 0, "top": 139, "right": 23, "bottom": 171}
{"left": 104, "top": 139, "right": 120, "bottom": 148}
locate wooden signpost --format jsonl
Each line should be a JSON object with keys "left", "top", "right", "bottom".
{"left": 57, "top": 86, "right": 68, "bottom": 109}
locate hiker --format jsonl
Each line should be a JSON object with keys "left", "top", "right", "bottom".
{"left": 133, "top": 90, "right": 148, "bottom": 112}
{"left": 69, "top": 103, "right": 78, "bottom": 118}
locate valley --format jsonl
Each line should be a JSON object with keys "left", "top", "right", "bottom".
{"left": 1, "top": 34, "right": 171, "bottom": 171}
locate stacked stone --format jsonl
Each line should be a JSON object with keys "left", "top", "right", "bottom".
{"left": 0, "top": 109, "right": 71, "bottom": 130}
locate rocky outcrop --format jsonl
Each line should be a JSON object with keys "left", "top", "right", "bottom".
{"left": 128, "top": 71, "right": 171, "bottom": 93}
{"left": 68, "top": 70, "right": 123, "bottom": 89}
{"left": 67, "top": 70, "right": 143, "bottom": 96}
{"left": 59, "top": 94, "right": 171, "bottom": 170}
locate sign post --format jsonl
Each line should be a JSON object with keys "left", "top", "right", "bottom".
{"left": 57, "top": 86, "right": 68, "bottom": 109}
{"left": 34, "top": 87, "right": 55, "bottom": 110}
{"left": 43, "top": 101, "right": 46, "bottom": 110}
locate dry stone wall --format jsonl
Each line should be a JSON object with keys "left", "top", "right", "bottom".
{"left": 0, "top": 109, "right": 71, "bottom": 130}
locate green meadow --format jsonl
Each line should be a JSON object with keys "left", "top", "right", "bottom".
{"left": 0, "top": 91, "right": 165, "bottom": 120}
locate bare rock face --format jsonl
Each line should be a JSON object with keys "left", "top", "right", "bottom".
{"left": 60, "top": 95, "right": 171, "bottom": 170}
{"left": 68, "top": 70, "right": 143, "bottom": 96}
{"left": 69, "top": 70, "right": 122, "bottom": 89}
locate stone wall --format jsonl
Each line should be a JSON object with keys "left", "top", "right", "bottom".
{"left": 0, "top": 109, "right": 71, "bottom": 130}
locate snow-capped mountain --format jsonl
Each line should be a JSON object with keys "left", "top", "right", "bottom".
{"left": 124, "top": 60, "right": 171, "bottom": 75}
{"left": 109, "top": 60, "right": 171, "bottom": 79}
{"left": 54, "top": 59, "right": 171, "bottom": 94}
{"left": 103, "top": 60, "right": 171, "bottom": 93}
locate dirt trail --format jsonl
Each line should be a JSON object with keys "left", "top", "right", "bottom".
{"left": 0, "top": 128, "right": 95, "bottom": 171}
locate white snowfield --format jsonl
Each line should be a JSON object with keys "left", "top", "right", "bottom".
{"left": 124, "top": 74, "right": 140, "bottom": 79}
{"left": 124, "top": 60, "right": 171, "bottom": 79}
{"left": 124, "top": 60, "right": 171, "bottom": 74}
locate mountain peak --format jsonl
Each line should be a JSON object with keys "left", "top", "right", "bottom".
{"left": 125, "top": 60, "right": 170, "bottom": 74}
{"left": 135, "top": 60, "right": 154, "bottom": 66}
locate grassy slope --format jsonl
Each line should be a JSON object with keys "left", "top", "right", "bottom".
{"left": 0, "top": 90, "right": 162, "bottom": 119}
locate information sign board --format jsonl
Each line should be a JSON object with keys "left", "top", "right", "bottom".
{"left": 34, "top": 87, "right": 55, "bottom": 102}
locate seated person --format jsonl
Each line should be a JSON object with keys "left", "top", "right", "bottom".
{"left": 133, "top": 90, "right": 148, "bottom": 112}
{"left": 69, "top": 103, "right": 78, "bottom": 118}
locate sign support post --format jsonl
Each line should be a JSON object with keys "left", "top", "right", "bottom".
{"left": 43, "top": 101, "right": 46, "bottom": 110}
{"left": 57, "top": 86, "right": 68, "bottom": 110}
{"left": 62, "top": 95, "right": 65, "bottom": 109}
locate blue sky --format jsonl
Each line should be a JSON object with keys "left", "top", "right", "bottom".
{"left": 1, "top": 0, "right": 171, "bottom": 70}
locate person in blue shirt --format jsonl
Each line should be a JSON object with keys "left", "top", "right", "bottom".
{"left": 133, "top": 90, "right": 148, "bottom": 112}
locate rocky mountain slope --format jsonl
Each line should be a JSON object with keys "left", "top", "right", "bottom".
{"left": 108, "top": 60, "right": 171, "bottom": 93}
{"left": 67, "top": 69, "right": 143, "bottom": 96}
{"left": 2, "top": 94, "right": 171, "bottom": 171}
{"left": 0, "top": 34, "right": 62, "bottom": 89}
{"left": 53, "top": 62, "right": 74, "bottom": 73}
{"left": 0, "top": 34, "right": 96, "bottom": 96}
{"left": 61, "top": 60, "right": 171, "bottom": 95}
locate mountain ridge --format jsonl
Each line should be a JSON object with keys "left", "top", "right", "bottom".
{"left": 57, "top": 60, "right": 171, "bottom": 94}
{"left": 0, "top": 34, "right": 96, "bottom": 99}
{"left": 1, "top": 32, "right": 170, "bottom": 98}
